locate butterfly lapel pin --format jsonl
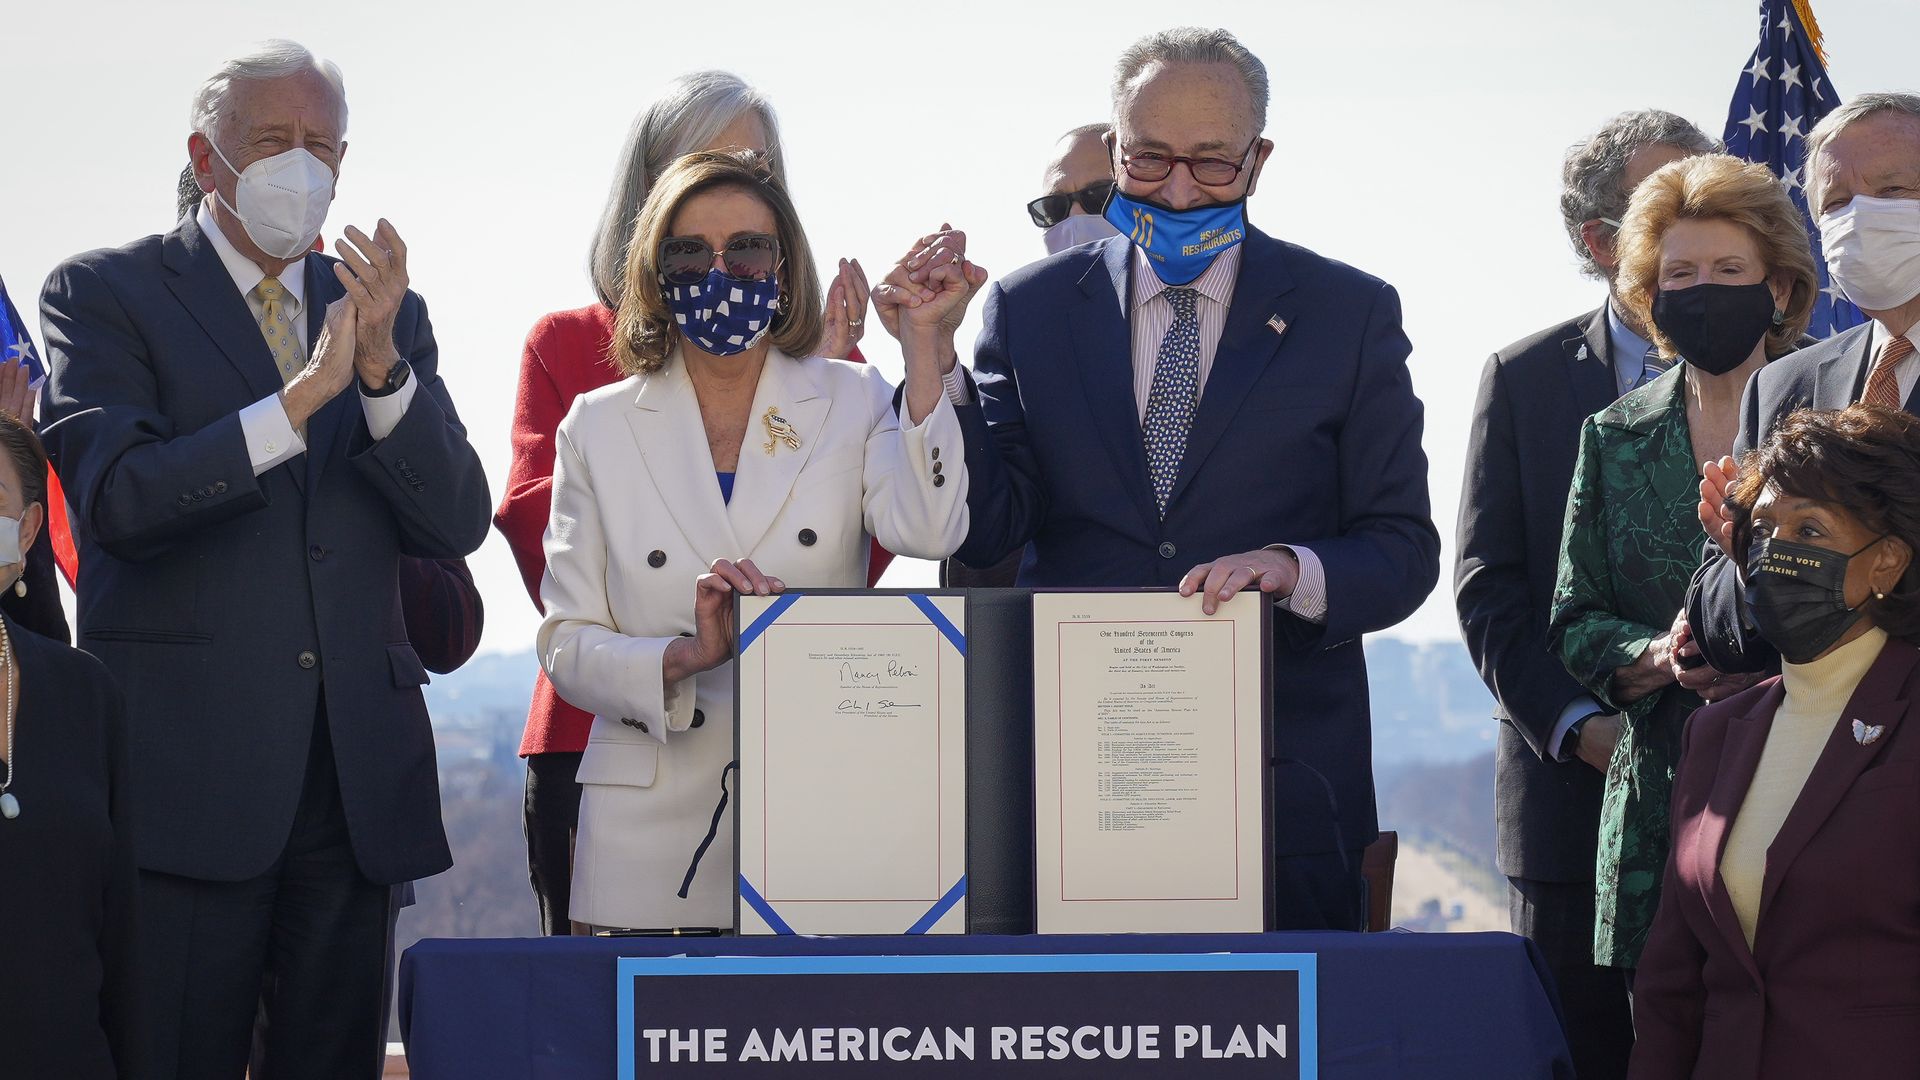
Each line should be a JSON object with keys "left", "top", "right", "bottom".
{"left": 1851, "top": 718, "right": 1886, "bottom": 747}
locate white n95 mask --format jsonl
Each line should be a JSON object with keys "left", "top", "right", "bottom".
{"left": 207, "top": 141, "right": 336, "bottom": 260}
{"left": 1819, "top": 195, "right": 1920, "bottom": 312}
{"left": 1043, "top": 213, "right": 1121, "bottom": 256}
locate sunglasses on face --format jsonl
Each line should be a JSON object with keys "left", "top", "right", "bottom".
{"left": 658, "top": 233, "right": 780, "bottom": 286}
{"left": 1027, "top": 181, "right": 1116, "bottom": 228}
{"left": 1116, "top": 138, "right": 1260, "bottom": 186}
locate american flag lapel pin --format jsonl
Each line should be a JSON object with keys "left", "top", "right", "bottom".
{"left": 1267, "top": 314, "right": 1289, "bottom": 338}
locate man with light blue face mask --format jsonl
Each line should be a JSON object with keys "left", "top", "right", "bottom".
{"left": 1691, "top": 93, "right": 1920, "bottom": 676}
{"left": 38, "top": 38, "right": 491, "bottom": 1080}
{"left": 881, "top": 25, "right": 1440, "bottom": 931}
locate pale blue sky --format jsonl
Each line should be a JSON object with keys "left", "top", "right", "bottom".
{"left": 3, "top": 0, "right": 1913, "bottom": 653}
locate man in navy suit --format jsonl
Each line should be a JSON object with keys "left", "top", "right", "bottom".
{"left": 39, "top": 41, "right": 490, "bottom": 1080}
{"left": 887, "top": 27, "right": 1438, "bottom": 930}
{"left": 1455, "top": 109, "right": 1716, "bottom": 1080}
{"left": 1689, "top": 93, "right": 1920, "bottom": 675}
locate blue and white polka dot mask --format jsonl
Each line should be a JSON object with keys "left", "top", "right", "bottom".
{"left": 663, "top": 268, "right": 781, "bottom": 357}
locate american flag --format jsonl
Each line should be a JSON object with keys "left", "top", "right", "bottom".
{"left": 1722, "top": 0, "right": 1863, "bottom": 337}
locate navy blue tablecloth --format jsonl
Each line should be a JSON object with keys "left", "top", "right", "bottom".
{"left": 399, "top": 931, "right": 1571, "bottom": 1079}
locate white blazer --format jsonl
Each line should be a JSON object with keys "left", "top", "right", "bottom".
{"left": 538, "top": 348, "right": 968, "bottom": 929}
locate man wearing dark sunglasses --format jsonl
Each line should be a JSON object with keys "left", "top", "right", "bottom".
{"left": 1029, "top": 124, "right": 1120, "bottom": 256}
{"left": 882, "top": 27, "right": 1439, "bottom": 933}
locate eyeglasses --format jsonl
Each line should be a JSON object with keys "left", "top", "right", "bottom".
{"left": 1027, "top": 181, "right": 1116, "bottom": 228}
{"left": 658, "top": 233, "right": 780, "bottom": 285}
{"left": 1116, "top": 138, "right": 1260, "bottom": 186}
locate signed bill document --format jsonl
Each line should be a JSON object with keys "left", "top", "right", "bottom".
{"left": 1032, "top": 591, "right": 1270, "bottom": 933}
{"left": 735, "top": 591, "right": 969, "bottom": 935}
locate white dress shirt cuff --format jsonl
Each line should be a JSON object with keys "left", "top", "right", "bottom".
{"left": 1267, "top": 544, "right": 1328, "bottom": 623}
{"left": 1551, "top": 696, "right": 1607, "bottom": 762}
{"left": 239, "top": 394, "right": 306, "bottom": 475}
{"left": 359, "top": 375, "right": 418, "bottom": 442}
{"left": 942, "top": 364, "right": 974, "bottom": 407}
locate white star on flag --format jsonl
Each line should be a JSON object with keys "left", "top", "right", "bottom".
{"left": 1781, "top": 113, "right": 1806, "bottom": 142}
{"left": 1777, "top": 9, "right": 1793, "bottom": 36}
{"left": 1781, "top": 62, "right": 1803, "bottom": 91}
{"left": 1740, "top": 106, "right": 1770, "bottom": 138}
{"left": 1746, "top": 54, "right": 1771, "bottom": 85}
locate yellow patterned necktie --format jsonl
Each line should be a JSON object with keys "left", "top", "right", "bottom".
{"left": 252, "top": 276, "right": 306, "bottom": 385}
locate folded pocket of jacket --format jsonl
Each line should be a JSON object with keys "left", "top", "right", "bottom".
{"left": 576, "top": 736, "right": 660, "bottom": 788}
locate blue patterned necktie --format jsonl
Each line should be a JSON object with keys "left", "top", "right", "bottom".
{"left": 1143, "top": 286, "right": 1202, "bottom": 517}
{"left": 1636, "top": 346, "right": 1669, "bottom": 389}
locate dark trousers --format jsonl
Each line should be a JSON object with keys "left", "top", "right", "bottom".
{"left": 524, "top": 751, "right": 584, "bottom": 936}
{"left": 1510, "top": 877, "right": 1635, "bottom": 1080}
{"left": 138, "top": 714, "right": 390, "bottom": 1080}
{"left": 1272, "top": 848, "right": 1369, "bottom": 931}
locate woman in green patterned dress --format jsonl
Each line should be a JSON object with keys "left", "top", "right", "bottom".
{"left": 1550, "top": 154, "right": 1820, "bottom": 982}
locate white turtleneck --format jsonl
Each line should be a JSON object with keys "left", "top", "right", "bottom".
{"left": 1722, "top": 625, "right": 1888, "bottom": 948}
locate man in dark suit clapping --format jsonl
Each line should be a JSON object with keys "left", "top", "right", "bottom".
{"left": 1454, "top": 109, "right": 1716, "bottom": 1080}
{"left": 40, "top": 40, "right": 490, "bottom": 1080}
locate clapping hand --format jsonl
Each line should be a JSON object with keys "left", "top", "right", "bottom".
{"left": 0, "top": 357, "right": 36, "bottom": 425}
{"left": 818, "top": 258, "right": 870, "bottom": 360}
{"left": 1699, "top": 456, "right": 1739, "bottom": 556}
{"left": 332, "top": 219, "right": 409, "bottom": 386}
{"left": 282, "top": 297, "right": 358, "bottom": 428}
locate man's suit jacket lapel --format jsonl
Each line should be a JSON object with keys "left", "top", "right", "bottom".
{"left": 1070, "top": 239, "right": 1159, "bottom": 534}
{"left": 1565, "top": 307, "right": 1617, "bottom": 414}
{"left": 727, "top": 352, "right": 830, "bottom": 557}
{"left": 1162, "top": 230, "right": 1297, "bottom": 511}
{"left": 1755, "top": 640, "right": 1918, "bottom": 931}
{"left": 161, "top": 216, "right": 284, "bottom": 406}
{"left": 626, "top": 358, "right": 742, "bottom": 562}
{"left": 1808, "top": 323, "right": 1877, "bottom": 410}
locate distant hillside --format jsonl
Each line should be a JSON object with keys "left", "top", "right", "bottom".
{"left": 1363, "top": 638, "right": 1498, "bottom": 766}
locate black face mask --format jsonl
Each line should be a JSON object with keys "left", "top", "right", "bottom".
{"left": 1743, "top": 534, "right": 1885, "bottom": 663}
{"left": 1650, "top": 281, "right": 1777, "bottom": 376}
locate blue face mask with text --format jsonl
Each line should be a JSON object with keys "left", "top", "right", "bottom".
{"left": 1102, "top": 187, "right": 1248, "bottom": 285}
{"left": 663, "top": 269, "right": 782, "bottom": 356}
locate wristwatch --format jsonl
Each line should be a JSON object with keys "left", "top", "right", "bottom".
{"left": 362, "top": 357, "right": 412, "bottom": 398}
{"left": 1562, "top": 714, "right": 1593, "bottom": 762}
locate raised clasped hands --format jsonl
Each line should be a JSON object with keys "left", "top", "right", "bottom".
{"left": 1179, "top": 548, "right": 1301, "bottom": 616}
{"left": 664, "top": 558, "right": 786, "bottom": 685}
{"left": 332, "top": 219, "right": 410, "bottom": 386}
{"left": 872, "top": 225, "right": 987, "bottom": 359}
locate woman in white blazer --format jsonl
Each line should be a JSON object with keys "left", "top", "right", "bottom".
{"left": 538, "top": 150, "right": 980, "bottom": 931}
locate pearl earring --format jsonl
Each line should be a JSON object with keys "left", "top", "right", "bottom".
{"left": 10, "top": 579, "right": 22, "bottom": 599}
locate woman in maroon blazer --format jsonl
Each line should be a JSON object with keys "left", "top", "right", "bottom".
{"left": 1632, "top": 404, "right": 1920, "bottom": 1079}
{"left": 494, "top": 71, "right": 896, "bottom": 935}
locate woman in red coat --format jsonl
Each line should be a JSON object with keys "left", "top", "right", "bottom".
{"left": 494, "top": 71, "right": 882, "bottom": 935}
{"left": 1632, "top": 405, "right": 1920, "bottom": 1078}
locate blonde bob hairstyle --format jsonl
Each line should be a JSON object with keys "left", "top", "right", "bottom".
{"left": 612, "top": 150, "right": 823, "bottom": 375}
{"left": 1616, "top": 153, "right": 1819, "bottom": 361}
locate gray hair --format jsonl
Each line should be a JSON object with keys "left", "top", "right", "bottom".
{"left": 1806, "top": 92, "right": 1920, "bottom": 211}
{"left": 587, "top": 71, "right": 787, "bottom": 309}
{"left": 1560, "top": 109, "right": 1719, "bottom": 279}
{"left": 189, "top": 39, "right": 348, "bottom": 145}
{"left": 1111, "top": 27, "right": 1268, "bottom": 136}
